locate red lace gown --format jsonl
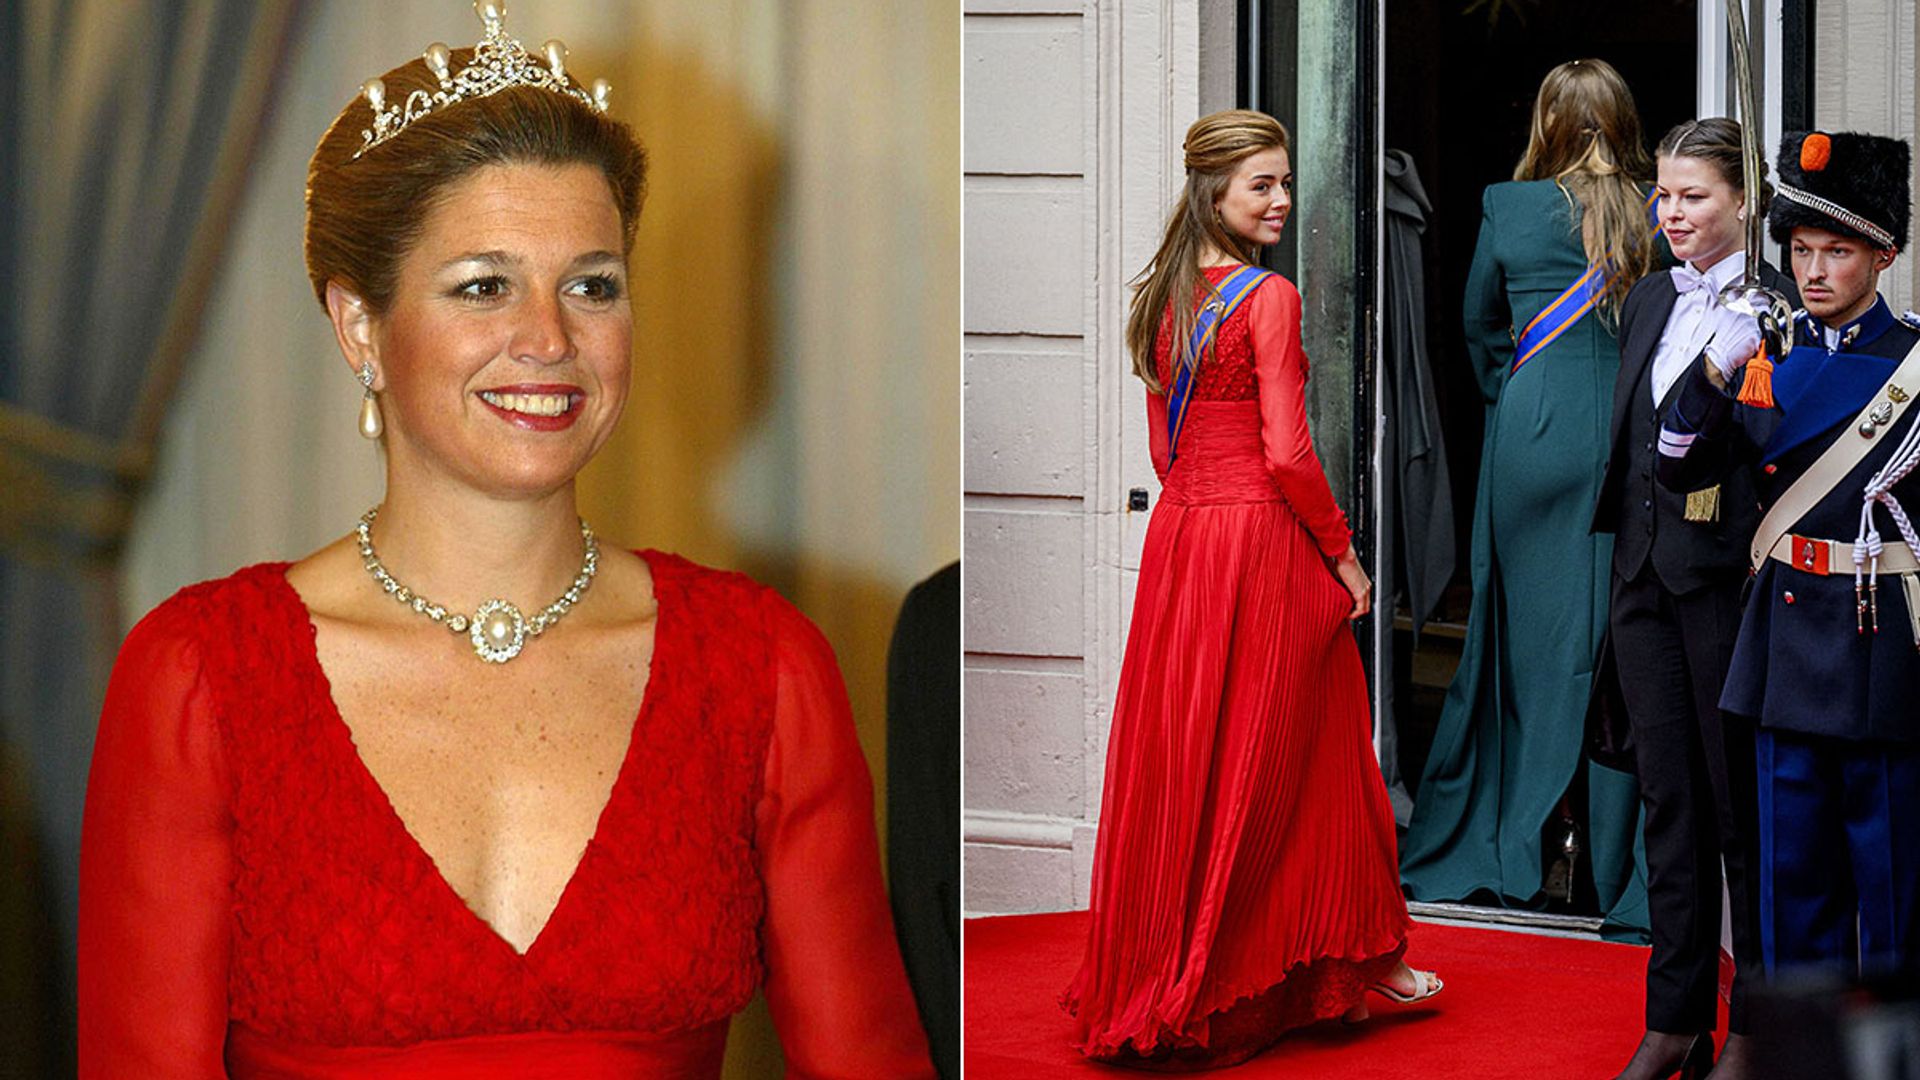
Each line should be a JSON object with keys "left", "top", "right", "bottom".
{"left": 1062, "top": 268, "right": 1412, "bottom": 1068}
{"left": 78, "top": 551, "right": 935, "bottom": 1079}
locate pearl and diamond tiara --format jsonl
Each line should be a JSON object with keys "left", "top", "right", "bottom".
{"left": 352, "top": 0, "right": 611, "bottom": 162}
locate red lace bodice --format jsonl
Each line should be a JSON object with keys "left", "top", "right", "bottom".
{"left": 1153, "top": 268, "right": 1262, "bottom": 402}
{"left": 79, "top": 553, "right": 934, "bottom": 1078}
{"left": 1145, "top": 267, "right": 1351, "bottom": 557}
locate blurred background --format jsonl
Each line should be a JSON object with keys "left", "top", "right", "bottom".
{"left": 0, "top": 1, "right": 958, "bottom": 1075}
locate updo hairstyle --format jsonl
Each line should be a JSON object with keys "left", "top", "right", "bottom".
{"left": 304, "top": 50, "right": 649, "bottom": 315}
{"left": 1126, "top": 109, "right": 1292, "bottom": 392}
{"left": 1654, "top": 117, "right": 1772, "bottom": 215}
{"left": 1514, "top": 58, "right": 1657, "bottom": 316}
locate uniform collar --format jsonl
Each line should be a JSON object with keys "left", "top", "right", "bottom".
{"left": 1798, "top": 294, "right": 1896, "bottom": 352}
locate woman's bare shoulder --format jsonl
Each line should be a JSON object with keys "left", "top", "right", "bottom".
{"left": 282, "top": 533, "right": 366, "bottom": 623}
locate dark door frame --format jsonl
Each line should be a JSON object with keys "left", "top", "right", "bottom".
{"left": 1237, "top": 3, "right": 1815, "bottom": 930}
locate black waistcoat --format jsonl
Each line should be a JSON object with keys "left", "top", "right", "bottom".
{"left": 1593, "top": 264, "right": 1797, "bottom": 595}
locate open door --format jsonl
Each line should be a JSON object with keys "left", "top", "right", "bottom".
{"left": 1245, "top": 0, "right": 1807, "bottom": 930}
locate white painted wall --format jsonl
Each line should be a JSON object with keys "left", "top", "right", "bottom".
{"left": 962, "top": 0, "right": 1202, "bottom": 914}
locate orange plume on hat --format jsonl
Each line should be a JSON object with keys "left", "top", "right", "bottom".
{"left": 1800, "top": 133, "right": 1831, "bottom": 172}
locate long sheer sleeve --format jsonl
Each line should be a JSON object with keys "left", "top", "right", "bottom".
{"left": 1147, "top": 389, "right": 1172, "bottom": 482}
{"left": 79, "top": 602, "right": 232, "bottom": 1079}
{"left": 1245, "top": 275, "right": 1353, "bottom": 557}
{"left": 1462, "top": 188, "right": 1513, "bottom": 403}
{"left": 755, "top": 594, "right": 936, "bottom": 1079}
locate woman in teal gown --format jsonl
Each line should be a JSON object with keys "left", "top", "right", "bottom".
{"left": 1401, "top": 59, "right": 1660, "bottom": 936}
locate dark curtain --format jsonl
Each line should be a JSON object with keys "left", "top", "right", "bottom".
{"left": 0, "top": 3, "right": 305, "bottom": 1073}
{"left": 1377, "top": 149, "right": 1455, "bottom": 826}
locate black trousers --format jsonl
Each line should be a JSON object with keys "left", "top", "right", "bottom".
{"left": 1609, "top": 565, "right": 1761, "bottom": 1034}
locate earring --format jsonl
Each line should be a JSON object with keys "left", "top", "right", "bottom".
{"left": 356, "top": 363, "right": 383, "bottom": 439}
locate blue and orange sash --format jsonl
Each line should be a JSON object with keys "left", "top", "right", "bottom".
{"left": 1511, "top": 187, "right": 1661, "bottom": 374}
{"left": 1167, "top": 264, "right": 1272, "bottom": 463}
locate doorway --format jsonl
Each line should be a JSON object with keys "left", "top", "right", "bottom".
{"left": 1243, "top": 0, "right": 1807, "bottom": 929}
{"left": 1381, "top": 0, "right": 1696, "bottom": 926}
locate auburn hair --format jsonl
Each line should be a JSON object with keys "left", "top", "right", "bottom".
{"left": 1514, "top": 58, "right": 1656, "bottom": 316}
{"left": 304, "top": 50, "right": 648, "bottom": 314}
{"left": 1126, "top": 110, "right": 1290, "bottom": 393}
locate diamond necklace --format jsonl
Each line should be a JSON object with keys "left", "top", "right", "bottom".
{"left": 354, "top": 506, "right": 599, "bottom": 664}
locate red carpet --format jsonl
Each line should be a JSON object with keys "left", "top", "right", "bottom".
{"left": 966, "top": 911, "right": 1728, "bottom": 1078}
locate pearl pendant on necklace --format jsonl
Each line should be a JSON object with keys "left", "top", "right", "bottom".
{"left": 470, "top": 599, "right": 528, "bottom": 663}
{"left": 354, "top": 507, "right": 597, "bottom": 664}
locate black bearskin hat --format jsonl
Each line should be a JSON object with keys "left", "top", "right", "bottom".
{"left": 1768, "top": 130, "right": 1911, "bottom": 251}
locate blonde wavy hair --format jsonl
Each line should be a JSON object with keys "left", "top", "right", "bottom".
{"left": 1126, "top": 110, "right": 1289, "bottom": 393}
{"left": 1514, "top": 58, "right": 1656, "bottom": 316}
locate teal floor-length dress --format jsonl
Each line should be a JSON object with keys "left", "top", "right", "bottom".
{"left": 1400, "top": 180, "right": 1648, "bottom": 937}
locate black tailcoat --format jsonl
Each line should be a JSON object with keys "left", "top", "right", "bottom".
{"left": 1593, "top": 262, "right": 1799, "bottom": 591}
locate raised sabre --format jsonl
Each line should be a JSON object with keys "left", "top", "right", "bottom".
{"left": 1717, "top": 0, "right": 1796, "bottom": 359}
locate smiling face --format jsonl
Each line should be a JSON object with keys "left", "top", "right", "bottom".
{"left": 1213, "top": 146, "right": 1293, "bottom": 250}
{"left": 1789, "top": 225, "right": 1895, "bottom": 327}
{"left": 1655, "top": 154, "right": 1744, "bottom": 270}
{"left": 331, "top": 161, "right": 633, "bottom": 499}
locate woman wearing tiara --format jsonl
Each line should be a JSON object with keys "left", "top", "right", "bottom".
{"left": 1062, "top": 109, "right": 1438, "bottom": 1070}
{"left": 76, "top": 6, "right": 934, "bottom": 1077}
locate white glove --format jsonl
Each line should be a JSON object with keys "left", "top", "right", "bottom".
{"left": 1702, "top": 305, "right": 1764, "bottom": 380}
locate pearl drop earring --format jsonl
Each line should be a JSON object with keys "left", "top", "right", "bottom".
{"left": 357, "top": 363, "right": 383, "bottom": 439}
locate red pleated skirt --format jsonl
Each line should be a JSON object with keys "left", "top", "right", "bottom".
{"left": 1062, "top": 402, "right": 1411, "bottom": 1068}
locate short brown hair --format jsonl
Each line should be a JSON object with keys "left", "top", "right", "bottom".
{"left": 304, "top": 50, "right": 648, "bottom": 313}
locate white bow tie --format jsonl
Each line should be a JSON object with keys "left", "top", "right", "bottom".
{"left": 1671, "top": 265, "right": 1714, "bottom": 298}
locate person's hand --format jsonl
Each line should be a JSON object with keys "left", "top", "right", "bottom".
{"left": 1702, "top": 305, "right": 1764, "bottom": 387}
{"left": 1331, "top": 544, "right": 1370, "bottom": 621}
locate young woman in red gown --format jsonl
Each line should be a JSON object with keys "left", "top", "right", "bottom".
{"left": 1062, "top": 109, "right": 1440, "bottom": 1069}
{"left": 77, "top": 8, "right": 934, "bottom": 1078}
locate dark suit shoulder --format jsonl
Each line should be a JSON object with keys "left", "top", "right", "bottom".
{"left": 1618, "top": 268, "right": 1677, "bottom": 346}
{"left": 1624, "top": 269, "right": 1673, "bottom": 304}
{"left": 1757, "top": 261, "right": 1801, "bottom": 306}
{"left": 1622, "top": 270, "right": 1673, "bottom": 319}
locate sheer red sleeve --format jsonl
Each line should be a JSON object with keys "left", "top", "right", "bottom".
{"left": 754, "top": 594, "right": 936, "bottom": 1079}
{"left": 1147, "top": 388, "right": 1172, "bottom": 481}
{"left": 79, "top": 602, "right": 233, "bottom": 1078}
{"left": 1246, "top": 275, "right": 1353, "bottom": 557}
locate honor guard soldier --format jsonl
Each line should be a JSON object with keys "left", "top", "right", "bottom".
{"left": 1657, "top": 130, "right": 1920, "bottom": 981}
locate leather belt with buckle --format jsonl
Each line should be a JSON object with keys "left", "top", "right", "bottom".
{"left": 1771, "top": 534, "right": 1920, "bottom": 576}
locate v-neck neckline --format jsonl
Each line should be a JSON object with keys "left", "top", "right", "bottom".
{"left": 272, "top": 550, "right": 669, "bottom": 961}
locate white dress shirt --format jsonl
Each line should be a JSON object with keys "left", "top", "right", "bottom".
{"left": 1650, "top": 251, "right": 1747, "bottom": 408}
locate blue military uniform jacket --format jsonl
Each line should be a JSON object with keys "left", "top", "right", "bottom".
{"left": 1658, "top": 297, "right": 1920, "bottom": 742}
